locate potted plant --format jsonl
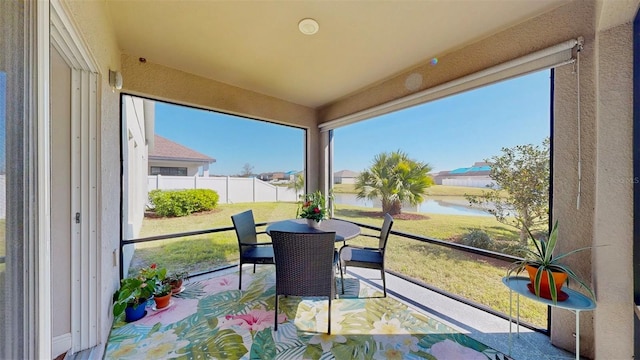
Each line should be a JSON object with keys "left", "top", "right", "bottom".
{"left": 296, "top": 190, "right": 328, "bottom": 229}
{"left": 166, "top": 271, "right": 189, "bottom": 294}
{"left": 506, "top": 220, "right": 595, "bottom": 303}
{"left": 153, "top": 282, "right": 173, "bottom": 309}
{"left": 112, "top": 264, "right": 166, "bottom": 321}
{"left": 139, "top": 263, "right": 167, "bottom": 285}
{"left": 112, "top": 275, "right": 155, "bottom": 322}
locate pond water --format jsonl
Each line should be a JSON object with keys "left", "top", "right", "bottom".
{"left": 333, "top": 193, "right": 492, "bottom": 217}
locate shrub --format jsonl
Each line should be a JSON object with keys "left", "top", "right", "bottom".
{"left": 147, "top": 189, "right": 161, "bottom": 210}
{"left": 148, "top": 189, "right": 219, "bottom": 217}
{"left": 498, "top": 242, "right": 529, "bottom": 257}
{"left": 189, "top": 189, "right": 218, "bottom": 212}
{"left": 461, "top": 229, "right": 494, "bottom": 251}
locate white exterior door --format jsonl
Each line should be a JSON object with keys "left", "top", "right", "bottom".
{"left": 51, "top": 2, "right": 101, "bottom": 356}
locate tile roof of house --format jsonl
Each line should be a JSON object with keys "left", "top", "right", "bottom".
{"left": 149, "top": 135, "right": 215, "bottom": 163}
{"left": 334, "top": 170, "right": 360, "bottom": 177}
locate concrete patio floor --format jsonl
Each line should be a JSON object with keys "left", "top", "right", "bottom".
{"left": 345, "top": 267, "right": 580, "bottom": 360}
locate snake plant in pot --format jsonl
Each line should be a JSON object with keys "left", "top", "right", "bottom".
{"left": 506, "top": 220, "right": 595, "bottom": 304}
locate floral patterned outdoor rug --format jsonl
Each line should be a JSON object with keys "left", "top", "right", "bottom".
{"left": 105, "top": 267, "right": 513, "bottom": 359}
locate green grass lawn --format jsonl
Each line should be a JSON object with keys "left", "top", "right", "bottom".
{"left": 131, "top": 201, "right": 547, "bottom": 327}
{"left": 132, "top": 203, "right": 299, "bottom": 276}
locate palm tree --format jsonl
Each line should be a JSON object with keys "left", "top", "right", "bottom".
{"left": 355, "top": 151, "right": 433, "bottom": 215}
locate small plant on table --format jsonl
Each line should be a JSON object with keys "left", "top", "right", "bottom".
{"left": 506, "top": 220, "right": 595, "bottom": 303}
{"left": 297, "top": 190, "right": 328, "bottom": 222}
{"left": 166, "top": 271, "right": 189, "bottom": 294}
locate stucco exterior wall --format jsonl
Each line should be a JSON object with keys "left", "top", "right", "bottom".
{"left": 122, "top": 96, "right": 151, "bottom": 278}
{"left": 552, "top": 5, "right": 636, "bottom": 360}
{"left": 592, "top": 21, "right": 634, "bottom": 359}
{"left": 123, "top": 96, "right": 148, "bottom": 240}
{"left": 552, "top": 32, "right": 598, "bottom": 360}
{"left": 120, "top": 54, "right": 316, "bottom": 127}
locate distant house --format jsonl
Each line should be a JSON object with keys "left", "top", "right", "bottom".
{"left": 148, "top": 135, "right": 216, "bottom": 176}
{"left": 334, "top": 170, "right": 360, "bottom": 184}
{"left": 432, "top": 162, "right": 493, "bottom": 188}
{"left": 285, "top": 170, "right": 300, "bottom": 181}
{"left": 258, "top": 172, "right": 286, "bottom": 182}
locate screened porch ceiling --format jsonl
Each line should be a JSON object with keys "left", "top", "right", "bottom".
{"left": 106, "top": 0, "right": 570, "bottom": 109}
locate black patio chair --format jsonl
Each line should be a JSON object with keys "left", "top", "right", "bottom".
{"left": 231, "top": 210, "right": 274, "bottom": 290}
{"left": 271, "top": 230, "right": 338, "bottom": 334}
{"left": 339, "top": 213, "right": 394, "bottom": 297}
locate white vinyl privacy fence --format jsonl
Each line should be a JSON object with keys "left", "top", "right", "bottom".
{"left": 442, "top": 178, "right": 494, "bottom": 188}
{"left": 148, "top": 175, "right": 299, "bottom": 204}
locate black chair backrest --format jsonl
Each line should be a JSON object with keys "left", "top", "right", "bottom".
{"left": 270, "top": 230, "right": 336, "bottom": 297}
{"left": 378, "top": 213, "right": 394, "bottom": 250}
{"left": 231, "top": 210, "right": 258, "bottom": 250}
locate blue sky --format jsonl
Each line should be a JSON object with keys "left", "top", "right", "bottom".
{"left": 154, "top": 70, "right": 550, "bottom": 176}
{"left": 154, "top": 104, "right": 305, "bottom": 176}
{"left": 334, "top": 70, "right": 550, "bottom": 173}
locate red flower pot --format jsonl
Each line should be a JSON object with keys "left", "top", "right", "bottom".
{"left": 170, "top": 279, "right": 183, "bottom": 294}
{"left": 154, "top": 293, "right": 171, "bottom": 309}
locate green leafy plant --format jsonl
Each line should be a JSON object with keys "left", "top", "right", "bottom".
{"left": 465, "top": 138, "right": 550, "bottom": 245}
{"left": 112, "top": 264, "right": 167, "bottom": 317}
{"left": 139, "top": 262, "right": 167, "bottom": 284}
{"left": 154, "top": 282, "right": 172, "bottom": 297}
{"left": 165, "top": 270, "right": 189, "bottom": 292}
{"left": 506, "top": 220, "right": 595, "bottom": 303}
{"left": 112, "top": 276, "right": 155, "bottom": 317}
{"left": 296, "top": 190, "right": 328, "bottom": 221}
{"left": 166, "top": 270, "right": 189, "bottom": 283}
{"left": 148, "top": 189, "right": 219, "bottom": 217}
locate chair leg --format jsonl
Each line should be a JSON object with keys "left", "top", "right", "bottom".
{"left": 340, "top": 263, "right": 345, "bottom": 294}
{"left": 381, "top": 269, "right": 386, "bottom": 297}
{"left": 238, "top": 263, "right": 242, "bottom": 290}
{"left": 274, "top": 294, "right": 279, "bottom": 331}
{"left": 253, "top": 264, "right": 256, "bottom": 273}
{"left": 327, "top": 297, "right": 331, "bottom": 334}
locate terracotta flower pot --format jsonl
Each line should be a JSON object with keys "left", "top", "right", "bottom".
{"left": 170, "top": 279, "right": 183, "bottom": 294}
{"left": 525, "top": 265, "right": 568, "bottom": 301}
{"left": 154, "top": 293, "right": 172, "bottom": 309}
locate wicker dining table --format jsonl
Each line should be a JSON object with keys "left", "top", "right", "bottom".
{"left": 265, "top": 218, "right": 361, "bottom": 242}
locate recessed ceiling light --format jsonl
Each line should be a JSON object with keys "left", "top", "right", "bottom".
{"left": 298, "top": 18, "right": 319, "bottom": 35}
